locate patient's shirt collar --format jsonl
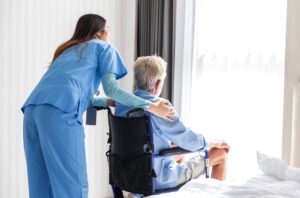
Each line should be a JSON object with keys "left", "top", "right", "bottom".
{"left": 134, "top": 88, "right": 159, "bottom": 102}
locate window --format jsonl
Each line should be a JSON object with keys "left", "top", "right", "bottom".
{"left": 190, "top": 0, "right": 287, "bottom": 178}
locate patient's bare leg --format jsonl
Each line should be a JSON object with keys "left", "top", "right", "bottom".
{"left": 209, "top": 148, "right": 228, "bottom": 180}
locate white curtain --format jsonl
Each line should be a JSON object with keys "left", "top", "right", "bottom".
{"left": 282, "top": 0, "right": 300, "bottom": 168}
{"left": 291, "top": 83, "right": 300, "bottom": 167}
{"left": 0, "top": 0, "right": 135, "bottom": 197}
{"left": 184, "top": 0, "right": 287, "bottom": 179}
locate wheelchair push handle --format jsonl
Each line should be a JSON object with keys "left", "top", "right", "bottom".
{"left": 94, "top": 106, "right": 108, "bottom": 111}
{"left": 126, "top": 108, "right": 145, "bottom": 118}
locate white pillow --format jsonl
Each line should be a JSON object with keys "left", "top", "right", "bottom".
{"left": 257, "top": 151, "right": 300, "bottom": 182}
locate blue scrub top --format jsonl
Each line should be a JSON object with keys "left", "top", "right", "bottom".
{"left": 115, "top": 89, "right": 207, "bottom": 189}
{"left": 22, "top": 39, "right": 127, "bottom": 123}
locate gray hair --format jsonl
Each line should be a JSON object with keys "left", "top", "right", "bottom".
{"left": 134, "top": 56, "right": 167, "bottom": 90}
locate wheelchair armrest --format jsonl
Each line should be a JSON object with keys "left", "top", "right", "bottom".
{"left": 159, "top": 147, "right": 192, "bottom": 156}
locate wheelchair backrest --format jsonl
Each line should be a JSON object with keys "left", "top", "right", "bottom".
{"left": 106, "top": 108, "right": 155, "bottom": 196}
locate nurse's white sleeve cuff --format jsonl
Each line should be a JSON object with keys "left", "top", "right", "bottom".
{"left": 91, "top": 98, "right": 107, "bottom": 107}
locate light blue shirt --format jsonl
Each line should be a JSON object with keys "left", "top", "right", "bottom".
{"left": 115, "top": 88, "right": 207, "bottom": 190}
{"left": 22, "top": 39, "right": 127, "bottom": 123}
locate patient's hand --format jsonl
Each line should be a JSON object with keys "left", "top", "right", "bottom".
{"left": 209, "top": 140, "right": 230, "bottom": 153}
{"left": 173, "top": 155, "right": 185, "bottom": 164}
{"left": 171, "top": 144, "right": 185, "bottom": 164}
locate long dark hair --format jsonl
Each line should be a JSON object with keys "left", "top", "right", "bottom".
{"left": 51, "top": 14, "right": 106, "bottom": 63}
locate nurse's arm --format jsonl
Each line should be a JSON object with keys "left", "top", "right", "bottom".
{"left": 102, "top": 73, "right": 176, "bottom": 120}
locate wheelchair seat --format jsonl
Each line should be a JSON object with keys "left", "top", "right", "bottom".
{"left": 102, "top": 107, "right": 208, "bottom": 198}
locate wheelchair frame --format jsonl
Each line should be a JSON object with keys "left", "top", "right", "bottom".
{"left": 97, "top": 107, "right": 209, "bottom": 198}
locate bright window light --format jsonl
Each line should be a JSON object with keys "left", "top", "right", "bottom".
{"left": 190, "top": 0, "right": 287, "bottom": 179}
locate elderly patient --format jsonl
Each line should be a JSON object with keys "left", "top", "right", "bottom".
{"left": 115, "top": 56, "right": 230, "bottom": 190}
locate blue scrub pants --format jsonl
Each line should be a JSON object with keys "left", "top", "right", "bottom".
{"left": 23, "top": 104, "right": 88, "bottom": 198}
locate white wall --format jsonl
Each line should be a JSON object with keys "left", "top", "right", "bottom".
{"left": 282, "top": 0, "right": 300, "bottom": 164}
{"left": 0, "top": 0, "right": 136, "bottom": 197}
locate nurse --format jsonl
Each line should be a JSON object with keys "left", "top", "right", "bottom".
{"left": 21, "top": 14, "right": 175, "bottom": 198}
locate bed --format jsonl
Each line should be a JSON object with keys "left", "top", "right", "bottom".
{"left": 147, "top": 152, "right": 300, "bottom": 198}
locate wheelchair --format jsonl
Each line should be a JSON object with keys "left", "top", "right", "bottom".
{"left": 97, "top": 107, "right": 209, "bottom": 198}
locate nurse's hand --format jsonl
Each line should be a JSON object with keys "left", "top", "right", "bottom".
{"left": 148, "top": 99, "right": 176, "bottom": 121}
{"left": 106, "top": 99, "right": 115, "bottom": 107}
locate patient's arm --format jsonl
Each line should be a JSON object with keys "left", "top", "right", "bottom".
{"left": 153, "top": 115, "right": 207, "bottom": 152}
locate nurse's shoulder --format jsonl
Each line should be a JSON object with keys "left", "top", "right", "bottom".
{"left": 88, "top": 39, "right": 119, "bottom": 55}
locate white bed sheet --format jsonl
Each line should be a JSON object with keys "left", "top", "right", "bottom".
{"left": 147, "top": 153, "right": 300, "bottom": 198}
{"left": 148, "top": 174, "right": 300, "bottom": 198}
